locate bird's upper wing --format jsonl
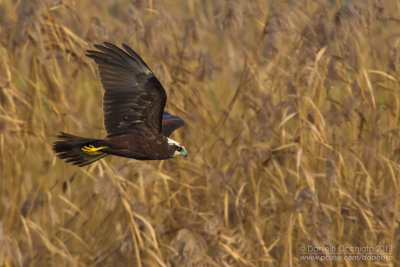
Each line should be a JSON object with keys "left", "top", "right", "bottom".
{"left": 86, "top": 42, "right": 166, "bottom": 137}
{"left": 162, "top": 112, "right": 185, "bottom": 137}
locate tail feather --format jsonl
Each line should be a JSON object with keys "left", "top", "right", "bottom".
{"left": 53, "top": 132, "right": 108, "bottom": 167}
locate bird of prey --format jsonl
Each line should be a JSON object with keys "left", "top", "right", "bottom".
{"left": 53, "top": 42, "right": 187, "bottom": 167}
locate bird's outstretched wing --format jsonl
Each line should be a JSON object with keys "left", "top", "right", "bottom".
{"left": 86, "top": 42, "right": 166, "bottom": 137}
{"left": 162, "top": 112, "right": 185, "bottom": 137}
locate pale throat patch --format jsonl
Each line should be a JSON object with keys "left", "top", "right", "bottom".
{"left": 168, "top": 138, "right": 183, "bottom": 157}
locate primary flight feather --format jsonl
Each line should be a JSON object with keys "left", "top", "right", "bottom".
{"left": 53, "top": 42, "right": 187, "bottom": 166}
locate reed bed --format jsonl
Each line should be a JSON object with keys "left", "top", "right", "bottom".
{"left": 0, "top": 0, "right": 399, "bottom": 266}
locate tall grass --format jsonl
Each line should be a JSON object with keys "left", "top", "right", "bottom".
{"left": 1, "top": 0, "right": 399, "bottom": 266}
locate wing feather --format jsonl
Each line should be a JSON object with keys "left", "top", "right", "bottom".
{"left": 162, "top": 112, "right": 185, "bottom": 137}
{"left": 86, "top": 42, "right": 166, "bottom": 137}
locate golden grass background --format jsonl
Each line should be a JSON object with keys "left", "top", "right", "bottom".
{"left": 1, "top": 0, "right": 400, "bottom": 266}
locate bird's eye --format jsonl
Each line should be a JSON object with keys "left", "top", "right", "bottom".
{"left": 177, "top": 146, "right": 183, "bottom": 152}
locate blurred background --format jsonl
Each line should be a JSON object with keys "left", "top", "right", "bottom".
{"left": 0, "top": 0, "right": 399, "bottom": 265}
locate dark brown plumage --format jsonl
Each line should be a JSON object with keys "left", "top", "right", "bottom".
{"left": 53, "top": 42, "right": 187, "bottom": 166}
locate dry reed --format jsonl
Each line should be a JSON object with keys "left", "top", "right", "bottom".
{"left": 0, "top": 0, "right": 399, "bottom": 266}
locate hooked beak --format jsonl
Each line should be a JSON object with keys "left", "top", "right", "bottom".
{"left": 181, "top": 148, "right": 188, "bottom": 157}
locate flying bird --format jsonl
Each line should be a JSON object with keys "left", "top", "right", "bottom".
{"left": 53, "top": 42, "right": 187, "bottom": 166}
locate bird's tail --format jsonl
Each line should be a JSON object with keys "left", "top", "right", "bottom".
{"left": 53, "top": 132, "right": 108, "bottom": 167}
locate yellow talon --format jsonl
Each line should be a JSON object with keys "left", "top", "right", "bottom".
{"left": 81, "top": 144, "right": 107, "bottom": 155}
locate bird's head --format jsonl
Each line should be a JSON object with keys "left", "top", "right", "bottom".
{"left": 167, "top": 138, "right": 188, "bottom": 158}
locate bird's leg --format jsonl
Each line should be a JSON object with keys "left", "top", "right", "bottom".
{"left": 81, "top": 144, "right": 108, "bottom": 155}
